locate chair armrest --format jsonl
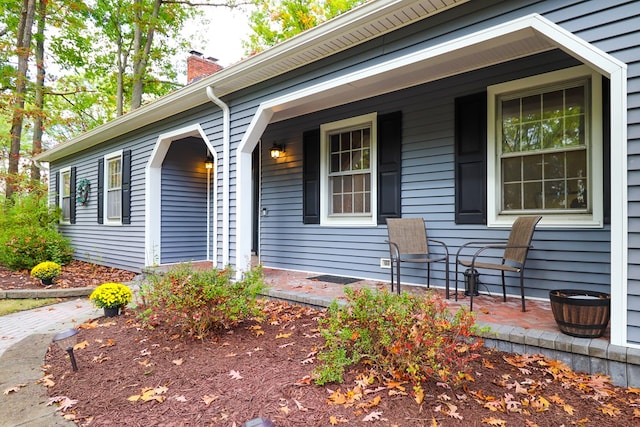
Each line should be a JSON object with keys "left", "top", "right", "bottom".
{"left": 455, "top": 241, "right": 506, "bottom": 260}
{"left": 427, "top": 238, "right": 449, "bottom": 257}
{"left": 385, "top": 240, "right": 400, "bottom": 260}
{"left": 464, "top": 244, "right": 534, "bottom": 267}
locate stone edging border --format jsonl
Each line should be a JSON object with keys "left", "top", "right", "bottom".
{"left": 0, "top": 287, "right": 95, "bottom": 299}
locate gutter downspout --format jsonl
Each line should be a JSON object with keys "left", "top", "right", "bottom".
{"left": 206, "top": 86, "right": 230, "bottom": 267}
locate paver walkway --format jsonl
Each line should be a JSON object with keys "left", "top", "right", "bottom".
{"left": 0, "top": 298, "right": 101, "bottom": 426}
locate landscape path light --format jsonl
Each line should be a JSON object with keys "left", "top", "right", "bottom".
{"left": 52, "top": 328, "right": 79, "bottom": 371}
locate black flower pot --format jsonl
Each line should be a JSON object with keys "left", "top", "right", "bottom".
{"left": 103, "top": 307, "right": 121, "bottom": 318}
{"left": 41, "top": 278, "right": 53, "bottom": 286}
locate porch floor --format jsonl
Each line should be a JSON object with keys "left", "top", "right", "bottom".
{"left": 260, "top": 267, "right": 610, "bottom": 342}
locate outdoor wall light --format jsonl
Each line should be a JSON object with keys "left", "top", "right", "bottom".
{"left": 204, "top": 155, "right": 214, "bottom": 170}
{"left": 52, "top": 329, "right": 79, "bottom": 371}
{"left": 269, "top": 143, "right": 285, "bottom": 159}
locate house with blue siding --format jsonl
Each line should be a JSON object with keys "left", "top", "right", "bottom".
{"left": 36, "top": 0, "right": 639, "bottom": 350}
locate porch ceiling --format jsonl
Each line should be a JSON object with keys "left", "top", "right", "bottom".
{"left": 269, "top": 27, "right": 556, "bottom": 122}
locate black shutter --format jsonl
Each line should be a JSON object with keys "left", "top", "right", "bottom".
{"left": 122, "top": 149, "right": 131, "bottom": 224}
{"left": 97, "top": 158, "right": 104, "bottom": 224}
{"left": 52, "top": 171, "right": 59, "bottom": 208}
{"left": 302, "top": 129, "right": 320, "bottom": 224}
{"left": 455, "top": 92, "right": 487, "bottom": 224}
{"left": 70, "top": 166, "right": 77, "bottom": 224}
{"left": 377, "top": 111, "right": 402, "bottom": 224}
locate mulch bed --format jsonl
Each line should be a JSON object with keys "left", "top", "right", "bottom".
{"left": 2, "top": 262, "right": 639, "bottom": 425}
{"left": 0, "top": 261, "right": 137, "bottom": 290}
{"left": 43, "top": 302, "right": 640, "bottom": 426}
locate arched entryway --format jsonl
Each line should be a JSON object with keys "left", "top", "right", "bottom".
{"left": 145, "top": 124, "right": 218, "bottom": 266}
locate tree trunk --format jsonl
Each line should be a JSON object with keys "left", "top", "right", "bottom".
{"left": 7, "top": 0, "right": 36, "bottom": 198}
{"left": 30, "top": 0, "right": 46, "bottom": 184}
{"left": 130, "top": 0, "right": 161, "bottom": 110}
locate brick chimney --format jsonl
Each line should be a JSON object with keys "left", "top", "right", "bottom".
{"left": 187, "top": 50, "right": 223, "bottom": 84}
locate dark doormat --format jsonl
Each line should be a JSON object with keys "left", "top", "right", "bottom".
{"left": 308, "top": 275, "right": 361, "bottom": 285}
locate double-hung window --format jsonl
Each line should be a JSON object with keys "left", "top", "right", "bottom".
{"left": 320, "top": 113, "right": 377, "bottom": 226}
{"left": 487, "top": 66, "right": 603, "bottom": 227}
{"left": 105, "top": 151, "right": 123, "bottom": 224}
{"left": 59, "top": 167, "right": 71, "bottom": 223}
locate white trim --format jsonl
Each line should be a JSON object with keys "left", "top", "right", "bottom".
{"left": 144, "top": 124, "right": 218, "bottom": 267}
{"left": 59, "top": 166, "right": 71, "bottom": 225}
{"left": 487, "top": 65, "right": 603, "bottom": 228}
{"left": 319, "top": 113, "right": 378, "bottom": 226}
{"left": 103, "top": 150, "right": 123, "bottom": 226}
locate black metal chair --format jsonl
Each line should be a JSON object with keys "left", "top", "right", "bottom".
{"left": 454, "top": 216, "right": 542, "bottom": 312}
{"left": 385, "top": 218, "right": 449, "bottom": 297}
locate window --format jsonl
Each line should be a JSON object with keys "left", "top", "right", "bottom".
{"left": 106, "top": 153, "right": 122, "bottom": 222}
{"left": 320, "top": 113, "right": 377, "bottom": 226}
{"left": 487, "top": 66, "right": 603, "bottom": 227}
{"left": 60, "top": 167, "right": 71, "bottom": 223}
{"left": 99, "top": 149, "right": 130, "bottom": 225}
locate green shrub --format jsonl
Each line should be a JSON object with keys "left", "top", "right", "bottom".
{"left": 138, "top": 263, "right": 266, "bottom": 338}
{"left": 314, "top": 287, "right": 483, "bottom": 386}
{"left": 0, "top": 226, "right": 73, "bottom": 270}
{"left": 0, "top": 185, "right": 72, "bottom": 271}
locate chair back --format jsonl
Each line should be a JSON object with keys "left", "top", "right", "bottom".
{"left": 386, "top": 218, "right": 429, "bottom": 255}
{"left": 503, "top": 216, "right": 542, "bottom": 265}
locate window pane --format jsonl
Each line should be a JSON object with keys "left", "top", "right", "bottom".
{"left": 502, "top": 99, "right": 520, "bottom": 152}
{"left": 564, "top": 115, "right": 584, "bottom": 146}
{"left": 341, "top": 152, "right": 350, "bottom": 172}
{"left": 542, "top": 117, "right": 563, "bottom": 149}
{"left": 332, "top": 194, "right": 342, "bottom": 214}
{"left": 354, "top": 192, "right": 363, "bottom": 213}
{"left": 343, "top": 175, "right": 352, "bottom": 192}
{"left": 352, "top": 130, "right": 361, "bottom": 149}
{"left": 523, "top": 182, "right": 542, "bottom": 209}
{"left": 352, "top": 151, "right": 363, "bottom": 170}
{"left": 331, "top": 134, "right": 340, "bottom": 153}
{"left": 566, "top": 150, "right": 587, "bottom": 178}
{"left": 568, "top": 178, "right": 587, "bottom": 208}
{"left": 503, "top": 157, "right": 521, "bottom": 183}
{"left": 342, "top": 193, "right": 352, "bottom": 213}
{"left": 521, "top": 122, "right": 541, "bottom": 151}
{"left": 331, "top": 153, "right": 340, "bottom": 173}
{"left": 565, "top": 86, "right": 584, "bottom": 115}
{"left": 503, "top": 183, "right": 521, "bottom": 210}
{"left": 522, "top": 154, "right": 542, "bottom": 181}
{"left": 340, "top": 132, "right": 350, "bottom": 151}
{"left": 62, "top": 197, "right": 70, "bottom": 220}
{"left": 522, "top": 94, "right": 541, "bottom": 121}
{"left": 108, "top": 159, "right": 121, "bottom": 189}
{"left": 107, "top": 190, "right": 121, "bottom": 219}
{"left": 544, "top": 180, "right": 565, "bottom": 208}
{"left": 544, "top": 153, "right": 565, "bottom": 179}
{"left": 62, "top": 173, "right": 70, "bottom": 197}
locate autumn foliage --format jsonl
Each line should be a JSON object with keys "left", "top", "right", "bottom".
{"left": 138, "top": 264, "right": 266, "bottom": 338}
{"left": 315, "top": 287, "right": 483, "bottom": 386}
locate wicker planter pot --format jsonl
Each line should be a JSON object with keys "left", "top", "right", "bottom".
{"left": 549, "top": 289, "right": 610, "bottom": 338}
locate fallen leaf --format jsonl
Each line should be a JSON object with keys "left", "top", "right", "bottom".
{"left": 36, "top": 374, "right": 55, "bottom": 387}
{"left": 482, "top": 417, "right": 507, "bottom": 426}
{"left": 414, "top": 384, "right": 424, "bottom": 404}
{"left": 74, "top": 340, "right": 89, "bottom": 350}
{"left": 3, "top": 383, "right": 27, "bottom": 394}
{"left": 294, "top": 399, "right": 307, "bottom": 411}
{"left": 229, "top": 370, "right": 243, "bottom": 380}
{"left": 173, "top": 395, "right": 187, "bottom": 402}
{"left": 275, "top": 332, "right": 293, "bottom": 339}
{"left": 362, "top": 410, "right": 384, "bottom": 421}
{"left": 329, "top": 415, "right": 349, "bottom": 424}
{"left": 47, "top": 395, "right": 78, "bottom": 412}
{"left": 279, "top": 406, "right": 290, "bottom": 414}
{"left": 202, "top": 395, "right": 218, "bottom": 406}
{"left": 172, "top": 358, "right": 183, "bottom": 366}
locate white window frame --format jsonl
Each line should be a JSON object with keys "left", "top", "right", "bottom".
{"left": 59, "top": 166, "right": 71, "bottom": 224}
{"left": 320, "top": 112, "right": 378, "bottom": 226}
{"left": 104, "top": 150, "right": 123, "bottom": 226}
{"left": 487, "top": 65, "right": 603, "bottom": 228}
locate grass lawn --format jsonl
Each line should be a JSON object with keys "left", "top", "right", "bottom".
{"left": 0, "top": 298, "right": 61, "bottom": 316}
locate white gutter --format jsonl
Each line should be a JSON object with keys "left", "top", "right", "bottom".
{"left": 206, "top": 86, "right": 230, "bottom": 267}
